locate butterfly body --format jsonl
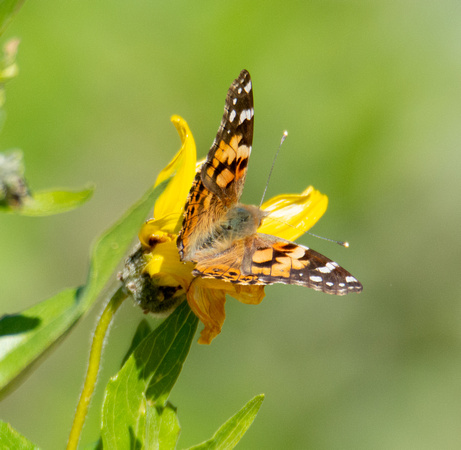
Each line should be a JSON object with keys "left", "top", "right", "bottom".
{"left": 177, "top": 70, "right": 362, "bottom": 295}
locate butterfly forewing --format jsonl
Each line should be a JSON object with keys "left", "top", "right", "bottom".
{"left": 201, "top": 69, "right": 254, "bottom": 205}
{"left": 178, "top": 70, "right": 254, "bottom": 262}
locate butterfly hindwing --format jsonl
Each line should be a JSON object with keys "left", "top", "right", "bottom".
{"left": 194, "top": 233, "right": 363, "bottom": 295}
{"left": 250, "top": 235, "right": 362, "bottom": 294}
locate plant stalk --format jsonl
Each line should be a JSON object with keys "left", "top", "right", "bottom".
{"left": 67, "top": 286, "right": 127, "bottom": 450}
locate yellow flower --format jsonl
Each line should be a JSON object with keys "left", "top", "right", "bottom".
{"left": 134, "top": 115, "right": 328, "bottom": 344}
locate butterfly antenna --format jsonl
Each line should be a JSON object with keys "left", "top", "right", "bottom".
{"left": 305, "top": 230, "right": 349, "bottom": 248}
{"left": 268, "top": 215, "right": 350, "bottom": 248}
{"left": 259, "top": 130, "right": 288, "bottom": 208}
{"left": 259, "top": 131, "right": 349, "bottom": 249}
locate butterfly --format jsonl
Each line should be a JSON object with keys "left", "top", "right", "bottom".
{"left": 177, "top": 70, "right": 362, "bottom": 295}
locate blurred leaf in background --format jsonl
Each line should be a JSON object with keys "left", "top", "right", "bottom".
{"left": 0, "top": 38, "right": 19, "bottom": 113}
{"left": 0, "top": 0, "right": 25, "bottom": 37}
{"left": 0, "top": 31, "right": 93, "bottom": 215}
{"left": 1, "top": 1, "right": 461, "bottom": 449}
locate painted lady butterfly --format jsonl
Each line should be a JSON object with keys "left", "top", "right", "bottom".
{"left": 177, "top": 70, "right": 362, "bottom": 295}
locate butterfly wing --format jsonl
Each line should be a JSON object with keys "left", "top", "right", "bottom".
{"left": 178, "top": 70, "right": 254, "bottom": 261}
{"left": 200, "top": 69, "right": 254, "bottom": 203}
{"left": 194, "top": 234, "right": 363, "bottom": 295}
{"left": 192, "top": 237, "right": 256, "bottom": 284}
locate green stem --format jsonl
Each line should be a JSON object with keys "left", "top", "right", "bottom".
{"left": 67, "top": 286, "right": 127, "bottom": 450}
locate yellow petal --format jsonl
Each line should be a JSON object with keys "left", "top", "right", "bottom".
{"left": 143, "top": 239, "right": 194, "bottom": 291}
{"left": 139, "top": 217, "right": 179, "bottom": 248}
{"left": 195, "top": 278, "right": 265, "bottom": 305}
{"left": 259, "top": 186, "right": 328, "bottom": 241}
{"left": 185, "top": 277, "right": 265, "bottom": 344}
{"left": 187, "top": 278, "right": 227, "bottom": 345}
{"left": 153, "top": 115, "right": 197, "bottom": 232}
{"left": 230, "top": 284, "right": 265, "bottom": 305}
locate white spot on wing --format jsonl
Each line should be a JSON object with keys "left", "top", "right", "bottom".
{"left": 346, "top": 276, "right": 357, "bottom": 283}
{"left": 310, "top": 275, "right": 323, "bottom": 283}
{"left": 239, "top": 107, "right": 254, "bottom": 124}
{"left": 244, "top": 80, "right": 252, "bottom": 93}
{"left": 237, "top": 144, "right": 249, "bottom": 158}
{"left": 232, "top": 98, "right": 237, "bottom": 105}
{"left": 229, "top": 109, "right": 236, "bottom": 122}
{"left": 317, "top": 266, "right": 332, "bottom": 274}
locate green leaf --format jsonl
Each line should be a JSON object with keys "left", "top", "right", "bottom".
{"left": 121, "top": 320, "right": 152, "bottom": 367}
{"left": 187, "top": 395, "right": 265, "bottom": 450}
{"left": 0, "top": 181, "right": 167, "bottom": 396}
{"left": 0, "top": 151, "right": 93, "bottom": 216}
{"left": 101, "top": 301, "right": 198, "bottom": 450}
{"left": 145, "top": 403, "right": 180, "bottom": 450}
{"left": 80, "top": 179, "right": 166, "bottom": 312}
{"left": 0, "top": 420, "right": 38, "bottom": 449}
{"left": 2, "top": 186, "right": 95, "bottom": 216}
{"left": 0, "top": 288, "right": 80, "bottom": 397}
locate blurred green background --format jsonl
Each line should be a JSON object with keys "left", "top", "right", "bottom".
{"left": 1, "top": 1, "right": 461, "bottom": 449}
